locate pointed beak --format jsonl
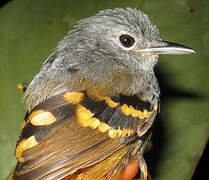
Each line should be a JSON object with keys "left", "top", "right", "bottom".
{"left": 138, "top": 41, "right": 196, "bottom": 55}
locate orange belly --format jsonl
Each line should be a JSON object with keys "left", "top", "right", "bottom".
{"left": 63, "top": 157, "right": 139, "bottom": 180}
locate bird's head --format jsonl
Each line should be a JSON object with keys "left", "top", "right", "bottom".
{"left": 25, "top": 8, "right": 195, "bottom": 109}
{"left": 60, "top": 8, "right": 194, "bottom": 73}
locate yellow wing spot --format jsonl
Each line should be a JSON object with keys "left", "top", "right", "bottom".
{"left": 63, "top": 92, "right": 85, "bottom": 104}
{"left": 76, "top": 105, "right": 101, "bottom": 129}
{"left": 98, "top": 122, "right": 111, "bottom": 133}
{"left": 76, "top": 105, "right": 134, "bottom": 138}
{"left": 121, "top": 104, "right": 153, "bottom": 119}
{"left": 103, "top": 97, "right": 119, "bottom": 108}
{"left": 89, "top": 118, "right": 100, "bottom": 129}
{"left": 16, "top": 83, "right": 25, "bottom": 93}
{"left": 108, "top": 129, "right": 118, "bottom": 139}
{"left": 121, "top": 129, "right": 127, "bottom": 136}
{"left": 76, "top": 104, "right": 94, "bottom": 122}
{"left": 29, "top": 110, "right": 56, "bottom": 126}
{"left": 76, "top": 105, "right": 102, "bottom": 130}
{"left": 116, "top": 129, "right": 123, "bottom": 137}
{"left": 108, "top": 128, "right": 134, "bottom": 138}
{"left": 21, "top": 120, "right": 26, "bottom": 129}
{"left": 15, "top": 136, "right": 39, "bottom": 162}
{"left": 86, "top": 91, "right": 118, "bottom": 108}
{"left": 154, "top": 105, "right": 158, "bottom": 111}
{"left": 121, "top": 128, "right": 134, "bottom": 136}
{"left": 84, "top": 117, "right": 95, "bottom": 128}
{"left": 120, "top": 104, "right": 131, "bottom": 116}
{"left": 144, "top": 109, "right": 148, "bottom": 116}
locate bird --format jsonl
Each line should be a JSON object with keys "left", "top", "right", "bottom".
{"left": 12, "top": 7, "right": 195, "bottom": 180}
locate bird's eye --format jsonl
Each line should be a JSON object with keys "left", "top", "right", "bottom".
{"left": 119, "top": 34, "right": 135, "bottom": 48}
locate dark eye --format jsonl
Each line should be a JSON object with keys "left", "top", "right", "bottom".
{"left": 119, "top": 34, "right": 135, "bottom": 48}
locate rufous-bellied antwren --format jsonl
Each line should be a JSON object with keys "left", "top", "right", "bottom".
{"left": 12, "top": 8, "right": 195, "bottom": 180}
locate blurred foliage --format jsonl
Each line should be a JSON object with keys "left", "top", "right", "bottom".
{"left": 0, "top": 0, "right": 208, "bottom": 179}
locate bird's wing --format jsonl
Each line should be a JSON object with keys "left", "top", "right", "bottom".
{"left": 13, "top": 90, "right": 157, "bottom": 180}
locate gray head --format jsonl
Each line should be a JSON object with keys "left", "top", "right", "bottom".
{"left": 61, "top": 8, "right": 160, "bottom": 71}
{"left": 24, "top": 8, "right": 195, "bottom": 109}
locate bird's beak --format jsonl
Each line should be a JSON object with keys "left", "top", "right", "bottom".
{"left": 138, "top": 41, "right": 196, "bottom": 55}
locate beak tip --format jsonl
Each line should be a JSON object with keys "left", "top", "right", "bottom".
{"left": 191, "top": 49, "right": 196, "bottom": 54}
{"left": 185, "top": 48, "right": 196, "bottom": 54}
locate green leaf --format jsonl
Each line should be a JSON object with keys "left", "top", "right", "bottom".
{"left": 0, "top": 0, "right": 208, "bottom": 179}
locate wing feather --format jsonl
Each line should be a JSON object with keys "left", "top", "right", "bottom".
{"left": 14, "top": 91, "right": 125, "bottom": 180}
{"left": 14, "top": 90, "right": 157, "bottom": 180}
